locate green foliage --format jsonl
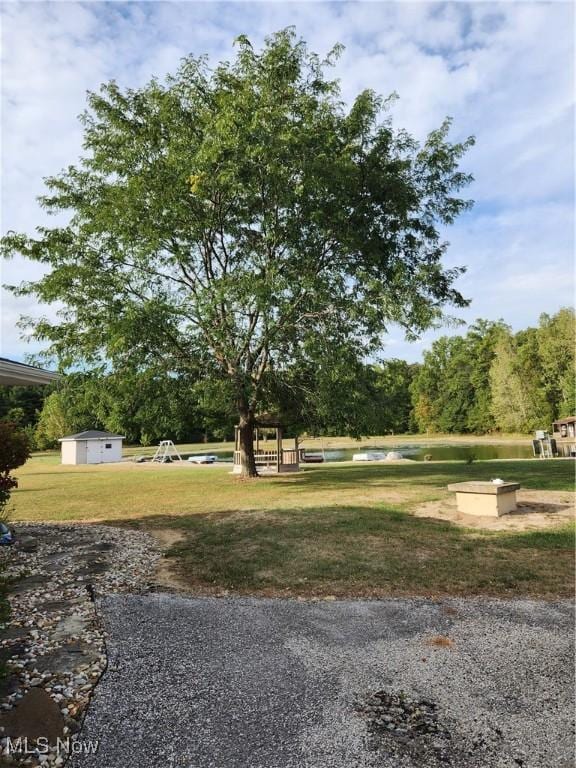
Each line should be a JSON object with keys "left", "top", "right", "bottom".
{"left": 0, "top": 422, "right": 32, "bottom": 475}
{"left": 410, "top": 310, "right": 574, "bottom": 435}
{"left": 0, "top": 422, "right": 31, "bottom": 519}
{"left": 411, "top": 320, "right": 507, "bottom": 433}
{"left": 29, "top": 306, "right": 575, "bottom": 444}
{"left": 489, "top": 310, "right": 574, "bottom": 432}
{"left": 537, "top": 308, "right": 576, "bottom": 418}
{"left": 371, "top": 360, "right": 417, "bottom": 434}
{"left": 465, "top": 320, "right": 507, "bottom": 432}
{"left": 34, "top": 391, "right": 76, "bottom": 449}
{"left": 0, "top": 386, "right": 46, "bottom": 429}
{"left": 34, "top": 369, "right": 209, "bottom": 447}
{"left": 2, "top": 29, "right": 474, "bottom": 472}
{"left": 34, "top": 388, "right": 88, "bottom": 450}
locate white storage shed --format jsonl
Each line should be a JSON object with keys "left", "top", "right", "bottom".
{"left": 59, "top": 430, "right": 125, "bottom": 465}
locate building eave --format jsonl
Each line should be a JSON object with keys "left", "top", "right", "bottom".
{"left": 0, "top": 358, "right": 60, "bottom": 387}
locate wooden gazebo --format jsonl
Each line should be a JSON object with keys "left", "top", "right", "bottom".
{"left": 232, "top": 414, "right": 300, "bottom": 474}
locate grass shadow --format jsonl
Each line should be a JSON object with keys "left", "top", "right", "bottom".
{"left": 100, "top": 503, "right": 575, "bottom": 599}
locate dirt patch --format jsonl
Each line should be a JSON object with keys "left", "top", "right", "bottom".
{"left": 147, "top": 528, "right": 187, "bottom": 548}
{"left": 147, "top": 528, "right": 191, "bottom": 591}
{"left": 413, "top": 490, "right": 575, "bottom": 531}
{"left": 426, "top": 635, "right": 455, "bottom": 648}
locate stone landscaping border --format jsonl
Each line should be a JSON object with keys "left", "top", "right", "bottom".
{"left": 0, "top": 523, "right": 160, "bottom": 766}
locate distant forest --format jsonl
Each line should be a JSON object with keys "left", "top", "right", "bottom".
{"left": 2, "top": 308, "right": 573, "bottom": 448}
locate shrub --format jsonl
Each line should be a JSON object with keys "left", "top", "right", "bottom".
{"left": 0, "top": 422, "right": 31, "bottom": 520}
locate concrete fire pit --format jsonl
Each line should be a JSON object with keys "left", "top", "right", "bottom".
{"left": 447, "top": 481, "right": 520, "bottom": 517}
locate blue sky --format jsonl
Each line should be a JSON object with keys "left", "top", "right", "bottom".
{"left": 1, "top": 1, "right": 574, "bottom": 364}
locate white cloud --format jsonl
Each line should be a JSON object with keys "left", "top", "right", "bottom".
{"left": 1, "top": 1, "right": 573, "bottom": 363}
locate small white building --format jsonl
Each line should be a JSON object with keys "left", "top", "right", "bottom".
{"left": 59, "top": 430, "right": 125, "bottom": 465}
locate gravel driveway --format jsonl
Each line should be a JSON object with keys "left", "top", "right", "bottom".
{"left": 72, "top": 595, "right": 574, "bottom": 768}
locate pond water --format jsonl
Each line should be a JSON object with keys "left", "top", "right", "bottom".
{"left": 188, "top": 443, "right": 534, "bottom": 463}
{"left": 318, "top": 443, "right": 534, "bottom": 462}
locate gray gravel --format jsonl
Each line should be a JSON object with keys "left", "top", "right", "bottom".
{"left": 72, "top": 595, "right": 574, "bottom": 768}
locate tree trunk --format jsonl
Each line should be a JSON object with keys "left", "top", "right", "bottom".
{"left": 238, "top": 414, "right": 258, "bottom": 478}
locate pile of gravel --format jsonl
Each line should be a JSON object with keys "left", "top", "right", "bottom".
{"left": 356, "top": 689, "right": 455, "bottom": 765}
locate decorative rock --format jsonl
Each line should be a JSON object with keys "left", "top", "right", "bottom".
{"left": 357, "top": 689, "right": 451, "bottom": 745}
{"left": 0, "top": 627, "right": 29, "bottom": 642}
{"left": 51, "top": 614, "right": 88, "bottom": 642}
{"left": 15, "top": 536, "right": 38, "bottom": 553}
{"left": 10, "top": 575, "right": 46, "bottom": 595}
{"left": 0, "top": 688, "right": 65, "bottom": 745}
{"left": 0, "top": 521, "right": 161, "bottom": 765}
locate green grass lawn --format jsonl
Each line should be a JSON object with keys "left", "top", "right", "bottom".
{"left": 11, "top": 457, "right": 575, "bottom": 598}
{"left": 167, "top": 505, "right": 574, "bottom": 598}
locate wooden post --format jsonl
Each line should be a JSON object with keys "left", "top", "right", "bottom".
{"left": 277, "top": 427, "right": 282, "bottom": 473}
{"left": 294, "top": 436, "right": 299, "bottom": 469}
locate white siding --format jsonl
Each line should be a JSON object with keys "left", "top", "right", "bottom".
{"left": 86, "top": 441, "right": 102, "bottom": 464}
{"left": 61, "top": 441, "right": 77, "bottom": 465}
{"left": 102, "top": 439, "right": 123, "bottom": 463}
{"left": 60, "top": 437, "right": 123, "bottom": 464}
{"left": 86, "top": 439, "right": 123, "bottom": 464}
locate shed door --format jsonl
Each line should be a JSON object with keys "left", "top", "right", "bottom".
{"left": 86, "top": 441, "right": 102, "bottom": 464}
{"left": 77, "top": 441, "right": 88, "bottom": 464}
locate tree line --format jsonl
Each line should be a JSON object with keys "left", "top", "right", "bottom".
{"left": 411, "top": 308, "right": 574, "bottom": 434}
{"left": 4, "top": 307, "right": 572, "bottom": 449}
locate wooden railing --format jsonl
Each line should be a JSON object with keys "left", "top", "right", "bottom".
{"left": 280, "top": 450, "right": 298, "bottom": 465}
{"left": 255, "top": 451, "right": 279, "bottom": 466}
{"left": 233, "top": 449, "right": 299, "bottom": 466}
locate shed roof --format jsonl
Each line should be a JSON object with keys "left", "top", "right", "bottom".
{"left": 59, "top": 430, "right": 125, "bottom": 442}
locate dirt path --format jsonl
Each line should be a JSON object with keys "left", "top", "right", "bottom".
{"left": 146, "top": 528, "right": 190, "bottom": 591}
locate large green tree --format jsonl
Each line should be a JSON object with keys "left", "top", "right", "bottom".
{"left": 537, "top": 308, "right": 575, "bottom": 419}
{"left": 370, "top": 360, "right": 418, "bottom": 434}
{"left": 489, "top": 309, "right": 575, "bottom": 433}
{"left": 2, "top": 29, "right": 474, "bottom": 475}
{"left": 410, "top": 320, "right": 507, "bottom": 434}
{"left": 489, "top": 331, "right": 550, "bottom": 433}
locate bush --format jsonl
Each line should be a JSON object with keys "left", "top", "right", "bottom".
{"left": 0, "top": 422, "right": 31, "bottom": 520}
{"left": 21, "top": 424, "right": 38, "bottom": 451}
